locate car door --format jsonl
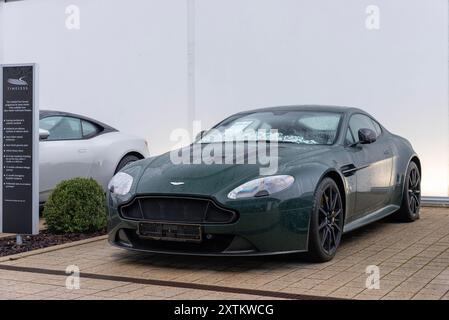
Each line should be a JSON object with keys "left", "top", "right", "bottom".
{"left": 345, "top": 114, "right": 393, "bottom": 218}
{"left": 39, "top": 116, "right": 94, "bottom": 202}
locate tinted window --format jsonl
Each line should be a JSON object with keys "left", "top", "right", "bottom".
{"left": 348, "top": 114, "right": 377, "bottom": 144}
{"left": 40, "top": 116, "right": 82, "bottom": 140}
{"left": 82, "top": 120, "right": 100, "bottom": 137}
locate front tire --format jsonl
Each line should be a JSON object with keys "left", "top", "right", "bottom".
{"left": 393, "top": 161, "right": 421, "bottom": 222}
{"left": 307, "top": 178, "right": 344, "bottom": 262}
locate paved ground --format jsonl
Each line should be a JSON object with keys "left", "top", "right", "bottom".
{"left": 1, "top": 207, "right": 449, "bottom": 300}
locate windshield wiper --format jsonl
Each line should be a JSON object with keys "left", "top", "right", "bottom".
{"left": 256, "top": 140, "right": 306, "bottom": 145}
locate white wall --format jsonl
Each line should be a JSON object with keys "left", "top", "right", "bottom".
{"left": 1, "top": 0, "right": 448, "bottom": 197}
{"left": 1, "top": 0, "right": 190, "bottom": 155}
{"left": 0, "top": 1, "right": 4, "bottom": 62}
{"left": 194, "top": 0, "right": 449, "bottom": 197}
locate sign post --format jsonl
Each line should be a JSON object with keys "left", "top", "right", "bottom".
{"left": 0, "top": 64, "right": 39, "bottom": 235}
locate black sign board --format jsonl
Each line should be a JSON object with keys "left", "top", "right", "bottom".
{"left": 1, "top": 64, "right": 39, "bottom": 235}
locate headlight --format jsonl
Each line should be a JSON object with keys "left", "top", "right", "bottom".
{"left": 108, "top": 172, "right": 133, "bottom": 195}
{"left": 227, "top": 175, "right": 295, "bottom": 199}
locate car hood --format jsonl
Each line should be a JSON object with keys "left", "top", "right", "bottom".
{"left": 134, "top": 143, "right": 332, "bottom": 196}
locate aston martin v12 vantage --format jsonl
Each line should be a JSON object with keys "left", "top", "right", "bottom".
{"left": 107, "top": 106, "right": 420, "bottom": 261}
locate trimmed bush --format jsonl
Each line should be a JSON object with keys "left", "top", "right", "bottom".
{"left": 43, "top": 178, "right": 107, "bottom": 233}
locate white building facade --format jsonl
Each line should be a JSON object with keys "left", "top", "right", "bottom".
{"left": 0, "top": 0, "right": 448, "bottom": 198}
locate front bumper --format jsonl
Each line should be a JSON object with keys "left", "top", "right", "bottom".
{"left": 107, "top": 193, "right": 313, "bottom": 256}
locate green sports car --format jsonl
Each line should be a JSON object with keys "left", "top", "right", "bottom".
{"left": 107, "top": 105, "right": 421, "bottom": 261}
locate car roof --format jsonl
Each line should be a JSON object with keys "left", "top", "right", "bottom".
{"left": 39, "top": 110, "right": 117, "bottom": 132}
{"left": 234, "top": 105, "right": 364, "bottom": 115}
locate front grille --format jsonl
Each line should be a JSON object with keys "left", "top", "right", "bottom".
{"left": 120, "top": 196, "right": 237, "bottom": 224}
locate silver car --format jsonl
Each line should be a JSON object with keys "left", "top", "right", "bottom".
{"left": 39, "top": 110, "right": 149, "bottom": 204}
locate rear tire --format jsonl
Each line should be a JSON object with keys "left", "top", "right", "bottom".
{"left": 306, "top": 177, "right": 344, "bottom": 262}
{"left": 115, "top": 154, "right": 140, "bottom": 173}
{"left": 393, "top": 161, "right": 421, "bottom": 222}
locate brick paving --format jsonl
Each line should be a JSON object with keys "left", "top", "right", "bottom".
{"left": 0, "top": 207, "right": 448, "bottom": 300}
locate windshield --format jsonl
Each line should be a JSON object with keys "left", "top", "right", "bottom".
{"left": 199, "top": 111, "right": 342, "bottom": 145}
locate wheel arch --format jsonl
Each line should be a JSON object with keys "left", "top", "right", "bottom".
{"left": 399, "top": 154, "right": 421, "bottom": 203}
{"left": 318, "top": 169, "right": 348, "bottom": 224}
{"left": 409, "top": 155, "right": 421, "bottom": 175}
{"left": 305, "top": 168, "right": 347, "bottom": 261}
{"left": 114, "top": 151, "right": 145, "bottom": 173}
{"left": 123, "top": 151, "right": 145, "bottom": 160}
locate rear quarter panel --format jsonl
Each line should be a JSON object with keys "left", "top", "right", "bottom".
{"left": 88, "top": 132, "right": 149, "bottom": 189}
{"left": 388, "top": 133, "right": 419, "bottom": 207}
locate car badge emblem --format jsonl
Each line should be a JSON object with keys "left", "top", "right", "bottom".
{"left": 7, "top": 77, "right": 28, "bottom": 86}
{"left": 170, "top": 182, "right": 185, "bottom": 186}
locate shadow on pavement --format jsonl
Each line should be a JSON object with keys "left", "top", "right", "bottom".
{"left": 108, "top": 218, "right": 394, "bottom": 272}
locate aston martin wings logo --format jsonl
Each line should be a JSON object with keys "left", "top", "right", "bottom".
{"left": 170, "top": 182, "right": 185, "bottom": 186}
{"left": 7, "top": 77, "right": 28, "bottom": 86}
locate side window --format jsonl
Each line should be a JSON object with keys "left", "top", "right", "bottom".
{"left": 39, "top": 116, "right": 82, "bottom": 140}
{"left": 348, "top": 114, "right": 377, "bottom": 144}
{"left": 345, "top": 130, "right": 355, "bottom": 145}
{"left": 371, "top": 119, "right": 382, "bottom": 137}
{"left": 82, "top": 120, "right": 100, "bottom": 138}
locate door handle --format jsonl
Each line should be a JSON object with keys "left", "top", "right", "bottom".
{"left": 383, "top": 149, "right": 391, "bottom": 155}
{"left": 78, "top": 148, "right": 88, "bottom": 153}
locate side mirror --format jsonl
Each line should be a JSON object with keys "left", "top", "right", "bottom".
{"left": 358, "top": 128, "right": 376, "bottom": 144}
{"left": 39, "top": 128, "right": 50, "bottom": 140}
{"left": 195, "top": 130, "right": 206, "bottom": 141}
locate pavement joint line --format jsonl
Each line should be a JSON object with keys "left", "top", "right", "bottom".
{"left": 377, "top": 225, "right": 449, "bottom": 299}
{"left": 346, "top": 220, "right": 449, "bottom": 299}
{"left": 408, "top": 246, "right": 449, "bottom": 300}
{"left": 0, "top": 264, "right": 344, "bottom": 300}
{"left": 324, "top": 217, "right": 447, "bottom": 298}
{"left": 1, "top": 209, "right": 447, "bottom": 300}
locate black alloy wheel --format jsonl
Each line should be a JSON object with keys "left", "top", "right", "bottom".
{"left": 307, "top": 178, "right": 344, "bottom": 262}
{"left": 407, "top": 165, "right": 421, "bottom": 215}
{"left": 394, "top": 161, "right": 421, "bottom": 222}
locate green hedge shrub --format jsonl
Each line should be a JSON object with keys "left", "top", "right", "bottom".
{"left": 43, "top": 178, "right": 107, "bottom": 233}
